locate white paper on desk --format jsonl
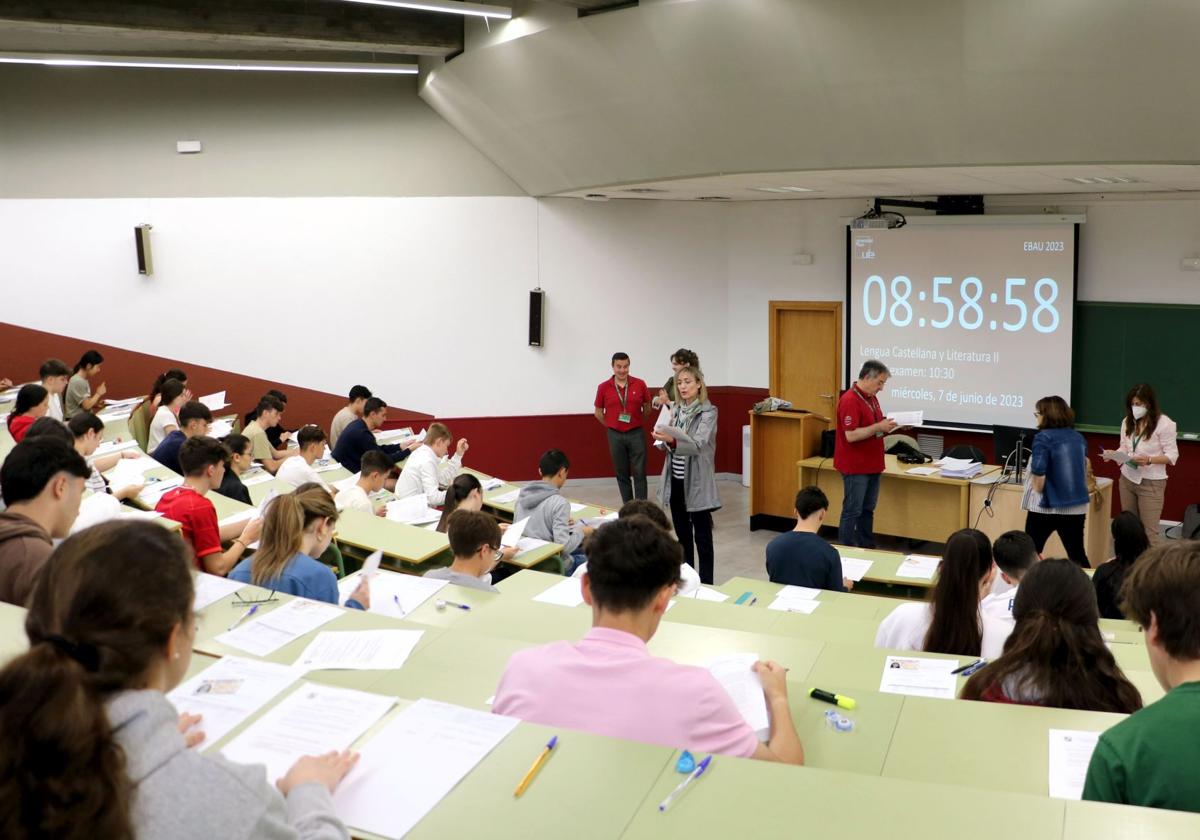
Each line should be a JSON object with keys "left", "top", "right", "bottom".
{"left": 92, "top": 438, "right": 141, "bottom": 458}
{"left": 839, "top": 556, "right": 874, "bottom": 582}
{"left": 137, "top": 477, "right": 184, "bottom": 506}
{"left": 216, "top": 599, "right": 342, "bottom": 657}
{"left": 337, "top": 570, "right": 448, "bottom": 618}
{"left": 313, "top": 458, "right": 343, "bottom": 474}
{"left": 532, "top": 577, "right": 585, "bottom": 608}
{"left": 70, "top": 493, "right": 125, "bottom": 534}
{"left": 513, "top": 537, "right": 551, "bottom": 557}
{"left": 887, "top": 410, "right": 924, "bottom": 427}
{"left": 296, "top": 629, "right": 425, "bottom": 672}
{"left": 106, "top": 457, "right": 163, "bottom": 491}
{"left": 777, "top": 585, "right": 820, "bottom": 601}
{"left": 934, "top": 457, "right": 975, "bottom": 470}
{"left": 239, "top": 469, "right": 275, "bottom": 487}
{"left": 334, "top": 472, "right": 360, "bottom": 493}
{"left": 222, "top": 683, "right": 394, "bottom": 784}
{"left": 707, "top": 653, "right": 769, "bottom": 741}
{"left": 198, "top": 391, "right": 228, "bottom": 411}
{"left": 333, "top": 699, "right": 520, "bottom": 840}
{"left": 501, "top": 516, "right": 529, "bottom": 548}
{"left": 896, "top": 554, "right": 941, "bottom": 580}
{"left": 1048, "top": 729, "right": 1101, "bottom": 800}
{"left": 582, "top": 511, "right": 619, "bottom": 528}
{"left": 569, "top": 502, "right": 587, "bottom": 514}
{"left": 374, "top": 428, "right": 409, "bottom": 444}
{"left": 101, "top": 396, "right": 142, "bottom": 409}
{"left": 99, "top": 409, "right": 133, "bottom": 422}
{"left": 193, "top": 572, "right": 246, "bottom": 611}
{"left": 386, "top": 495, "right": 442, "bottom": 525}
{"left": 684, "top": 586, "right": 730, "bottom": 603}
{"left": 489, "top": 488, "right": 521, "bottom": 506}
{"left": 479, "top": 476, "right": 504, "bottom": 491}
{"left": 120, "top": 508, "right": 165, "bottom": 522}
{"left": 879, "top": 656, "right": 960, "bottom": 700}
{"left": 168, "top": 656, "right": 301, "bottom": 748}
{"left": 769, "top": 598, "right": 821, "bottom": 614}
{"left": 905, "top": 466, "right": 940, "bottom": 476}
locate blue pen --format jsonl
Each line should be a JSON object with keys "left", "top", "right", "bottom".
{"left": 436, "top": 599, "right": 471, "bottom": 612}
{"left": 393, "top": 595, "right": 409, "bottom": 617}
{"left": 227, "top": 603, "right": 258, "bottom": 631}
{"left": 658, "top": 755, "right": 712, "bottom": 812}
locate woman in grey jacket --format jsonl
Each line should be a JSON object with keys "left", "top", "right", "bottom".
{"left": 654, "top": 365, "right": 720, "bottom": 584}
{"left": 0, "top": 520, "right": 356, "bottom": 840}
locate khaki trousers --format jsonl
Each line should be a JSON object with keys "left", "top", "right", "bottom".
{"left": 1118, "top": 475, "right": 1167, "bottom": 545}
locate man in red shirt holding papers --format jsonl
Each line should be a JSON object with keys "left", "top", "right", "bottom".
{"left": 834, "top": 360, "right": 897, "bottom": 548}
{"left": 594, "top": 352, "right": 653, "bottom": 503}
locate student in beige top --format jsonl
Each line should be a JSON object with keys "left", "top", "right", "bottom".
{"left": 244, "top": 395, "right": 293, "bottom": 475}
{"left": 329, "top": 385, "right": 371, "bottom": 450}
{"left": 1102, "top": 383, "right": 1179, "bottom": 545}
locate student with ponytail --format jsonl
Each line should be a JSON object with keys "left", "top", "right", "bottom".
{"left": 6, "top": 383, "right": 49, "bottom": 443}
{"left": 874, "top": 529, "right": 995, "bottom": 655}
{"left": 65, "top": 349, "right": 106, "bottom": 418}
{"left": 1093, "top": 510, "right": 1150, "bottom": 620}
{"left": 436, "top": 473, "right": 519, "bottom": 561}
{"left": 228, "top": 487, "right": 369, "bottom": 609}
{"left": 148, "top": 379, "right": 187, "bottom": 451}
{"left": 0, "top": 520, "right": 357, "bottom": 840}
{"left": 962, "top": 558, "right": 1143, "bottom": 713}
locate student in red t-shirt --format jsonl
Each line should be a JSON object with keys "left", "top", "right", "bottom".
{"left": 5, "top": 384, "right": 50, "bottom": 444}
{"left": 593, "top": 352, "right": 653, "bottom": 503}
{"left": 833, "top": 360, "right": 897, "bottom": 548}
{"left": 156, "top": 436, "right": 263, "bottom": 575}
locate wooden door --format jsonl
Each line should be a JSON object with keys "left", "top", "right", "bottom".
{"left": 769, "top": 301, "right": 841, "bottom": 417}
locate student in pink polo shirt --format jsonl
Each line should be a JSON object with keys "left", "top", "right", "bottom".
{"left": 492, "top": 516, "right": 804, "bottom": 764}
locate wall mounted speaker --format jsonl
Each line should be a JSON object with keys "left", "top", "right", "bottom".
{"left": 529, "top": 289, "right": 545, "bottom": 347}
{"left": 134, "top": 224, "right": 154, "bottom": 275}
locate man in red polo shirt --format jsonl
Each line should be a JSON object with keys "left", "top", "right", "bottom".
{"left": 834, "top": 360, "right": 897, "bottom": 548}
{"left": 594, "top": 352, "right": 653, "bottom": 503}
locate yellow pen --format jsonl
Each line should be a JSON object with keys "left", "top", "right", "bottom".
{"left": 514, "top": 735, "right": 558, "bottom": 798}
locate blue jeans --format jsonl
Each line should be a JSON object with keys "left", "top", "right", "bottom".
{"left": 839, "top": 473, "right": 881, "bottom": 548}
{"left": 563, "top": 551, "right": 588, "bottom": 576}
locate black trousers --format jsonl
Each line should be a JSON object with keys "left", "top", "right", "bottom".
{"left": 606, "top": 427, "right": 647, "bottom": 503}
{"left": 1024, "top": 511, "right": 1089, "bottom": 568}
{"left": 669, "top": 476, "right": 715, "bottom": 584}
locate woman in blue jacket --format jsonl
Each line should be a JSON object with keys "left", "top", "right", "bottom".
{"left": 1023, "top": 395, "right": 1091, "bottom": 568}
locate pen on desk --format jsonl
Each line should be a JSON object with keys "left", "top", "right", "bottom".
{"left": 514, "top": 735, "right": 557, "bottom": 797}
{"left": 393, "top": 595, "right": 408, "bottom": 617}
{"left": 436, "top": 599, "right": 471, "bottom": 612}
{"left": 951, "top": 659, "right": 984, "bottom": 675}
{"left": 747, "top": 596, "right": 758, "bottom": 606}
{"left": 227, "top": 604, "right": 258, "bottom": 631}
{"left": 658, "top": 755, "right": 712, "bottom": 812}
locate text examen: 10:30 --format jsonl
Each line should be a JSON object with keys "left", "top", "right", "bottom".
{"left": 862, "top": 275, "right": 1061, "bottom": 334}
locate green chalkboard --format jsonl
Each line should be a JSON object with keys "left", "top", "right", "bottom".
{"left": 1073, "top": 301, "right": 1200, "bottom": 434}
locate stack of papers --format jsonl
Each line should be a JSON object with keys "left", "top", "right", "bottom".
{"left": 839, "top": 555, "right": 874, "bottom": 582}
{"left": 767, "top": 585, "right": 822, "bottom": 613}
{"left": 374, "top": 427, "right": 413, "bottom": 445}
{"left": 707, "top": 653, "right": 769, "bottom": 740}
{"left": 100, "top": 396, "right": 142, "bottom": 410}
{"left": 168, "top": 656, "right": 301, "bottom": 747}
{"left": 296, "top": 629, "right": 425, "bottom": 672}
{"left": 887, "top": 410, "right": 924, "bottom": 427}
{"left": 879, "top": 655, "right": 960, "bottom": 699}
{"left": 896, "top": 554, "right": 941, "bottom": 580}
{"left": 332, "top": 700, "right": 520, "bottom": 840}
{"left": 216, "top": 599, "right": 342, "bottom": 657}
{"left": 70, "top": 493, "right": 125, "bottom": 534}
{"left": 137, "top": 476, "right": 184, "bottom": 507}
{"left": 1047, "top": 729, "right": 1102, "bottom": 800}
{"left": 386, "top": 495, "right": 442, "bottom": 526}
{"left": 479, "top": 476, "right": 505, "bottom": 491}
{"left": 532, "top": 577, "right": 585, "bottom": 607}
{"left": 488, "top": 488, "right": 521, "bottom": 506}
{"left": 208, "top": 418, "right": 234, "bottom": 439}
{"left": 936, "top": 457, "right": 982, "bottom": 478}
{"left": 105, "top": 456, "right": 162, "bottom": 492}
{"left": 336, "top": 570, "right": 449, "bottom": 618}
{"left": 221, "top": 683, "right": 395, "bottom": 783}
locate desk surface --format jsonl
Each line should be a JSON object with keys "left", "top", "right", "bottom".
{"left": 799, "top": 454, "right": 1004, "bottom": 485}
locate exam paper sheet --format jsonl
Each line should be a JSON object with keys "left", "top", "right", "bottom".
{"left": 216, "top": 599, "right": 342, "bottom": 657}
{"left": 895, "top": 554, "right": 941, "bottom": 580}
{"left": 1048, "top": 729, "right": 1101, "bottom": 800}
{"left": 838, "top": 556, "right": 875, "bottom": 581}
{"left": 296, "top": 629, "right": 425, "bottom": 672}
{"left": 707, "top": 652, "right": 770, "bottom": 740}
{"left": 221, "top": 683, "right": 394, "bottom": 784}
{"left": 333, "top": 699, "right": 520, "bottom": 839}
{"left": 532, "top": 577, "right": 585, "bottom": 608}
{"left": 337, "top": 570, "right": 448, "bottom": 618}
{"left": 193, "top": 572, "right": 247, "bottom": 611}
{"left": 879, "top": 656, "right": 960, "bottom": 700}
{"left": 168, "top": 656, "right": 301, "bottom": 747}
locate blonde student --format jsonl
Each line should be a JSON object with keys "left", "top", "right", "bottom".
{"left": 395, "top": 422, "right": 468, "bottom": 506}
{"left": 228, "top": 487, "right": 368, "bottom": 609}
{"left": 0, "top": 520, "right": 358, "bottom": 840}
{"left": 875, "top": 529, "right": 995, "bottom": 655}
{"left": 276, "top": 425, "right": 333, "bottom": 493}
{"left": 65, "top": 349, "right": 106, "bottom": 418}
{"left": 334, "top": 450, "right": 392, "bottom": 515}
{"left": 147, "top": 379, "right": 187, "bottom": 452}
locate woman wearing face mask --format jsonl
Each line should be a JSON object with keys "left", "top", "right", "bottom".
{"left": 1102, "top": 384, "right": 1177, "bottom": 545}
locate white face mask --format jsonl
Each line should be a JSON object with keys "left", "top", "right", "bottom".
{"left": 1131, "top": 405, "right": 1148, "bottom": 420}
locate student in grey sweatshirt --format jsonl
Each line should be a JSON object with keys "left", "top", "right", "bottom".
{"left": 514, "top": 449, "right": 594, "bottom": 574}
{"left": 0, "top": 520, "right": 356, "bottom": 840}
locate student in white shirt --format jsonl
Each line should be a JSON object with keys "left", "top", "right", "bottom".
{"left": 334, "top": 450, "right": 391, "bottom": 515}
{"left": 875, "top": 529, "right": 995, "bottom": 655}
{"left": 147, "top": 379, "right": 186, "bottom": 451}
{"left": 38, "top": 358, "right": 71, "bottom": 422}
{"left": 980, "top": 530, "right": 1040, "bottom": 660}
{"left": 276, "top": 425, "right": 333, "bottom": 492}
{"left": 394, "top": 422, "right": 468, "bottom": 506}
{"left": 68, "top": 412, "right": 145, "bottom": 501}
{"left": 329, "top": 385, "right": 371, "bottom": 450}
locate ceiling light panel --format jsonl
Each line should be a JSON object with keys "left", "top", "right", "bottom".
{"left": 342, "top": 0, "right": 513, "bottom": 19}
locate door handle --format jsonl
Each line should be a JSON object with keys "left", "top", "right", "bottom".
{"left": 819, "top": 394, "right": 833, "bottom": 399}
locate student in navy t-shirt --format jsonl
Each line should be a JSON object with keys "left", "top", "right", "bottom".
{"left": 765, "top": 486, "right": 848, "bottom": 592}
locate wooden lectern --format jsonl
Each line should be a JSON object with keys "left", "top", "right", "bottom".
{"left": 749, "top": 410, "right": 828, "bottom": 529}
